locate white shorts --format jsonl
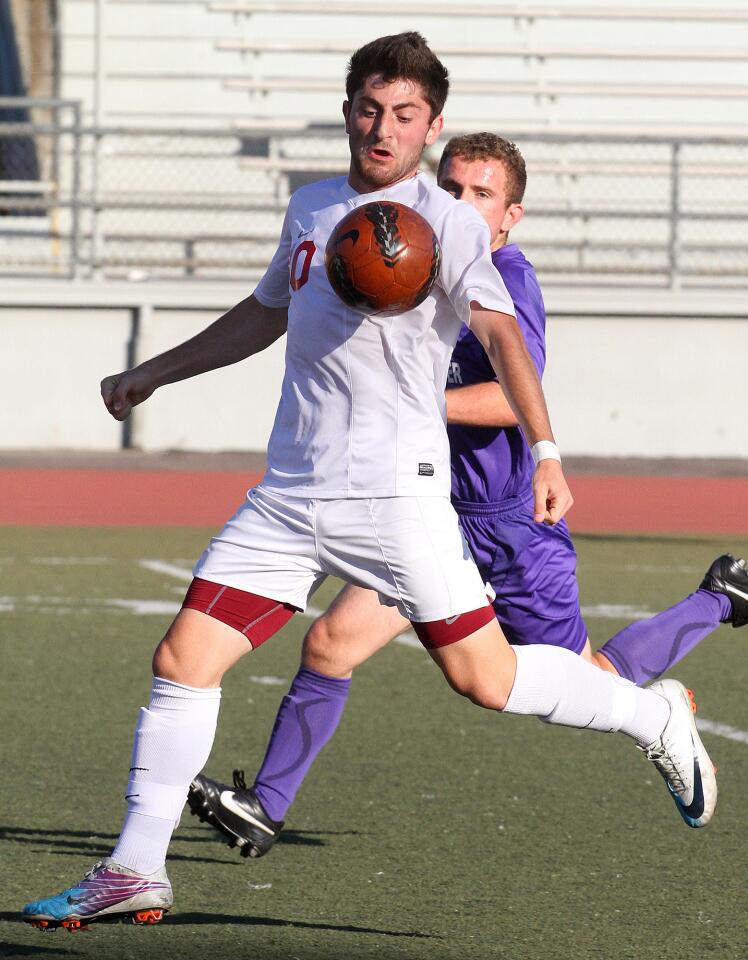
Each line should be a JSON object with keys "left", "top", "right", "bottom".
{"left": 193, "top": 485, "right": 488, "bottom": 623}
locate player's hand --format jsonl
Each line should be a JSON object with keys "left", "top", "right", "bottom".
{"left": 532, "top": 458, "right": 573, "bottom": 525}
{"left": 100, "top": 367, "right": 157, "bottom": 421}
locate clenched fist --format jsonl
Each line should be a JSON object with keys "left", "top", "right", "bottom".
{"left": 101, "top": 367, "right": 157, "bottom": 421}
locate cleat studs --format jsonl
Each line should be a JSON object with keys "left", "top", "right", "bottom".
{"left": 133, "top": 909, "right": 165, "bottom": 925}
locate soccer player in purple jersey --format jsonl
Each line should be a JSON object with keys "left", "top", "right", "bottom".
{"left": 188, "top": 133, "right": 748, "bottom": 858}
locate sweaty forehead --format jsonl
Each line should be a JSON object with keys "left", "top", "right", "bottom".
{"left": 354, "top": 74, "right": 429, "bottom": 106}
{"left": 443, "top": 157, "right": 506, "bottom": 188}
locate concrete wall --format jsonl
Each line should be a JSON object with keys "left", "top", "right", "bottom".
{"left": 544, "top": 314, "right": 746, "bottom": 458}
{"left": 1, "top": 282, "right": 746, "bottom": 458}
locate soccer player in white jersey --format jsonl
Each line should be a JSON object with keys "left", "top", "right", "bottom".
{"left": 23, "top": 33, "right": 716, "bottom": 931}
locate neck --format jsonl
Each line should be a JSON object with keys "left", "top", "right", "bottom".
{"left": 346, "top": 167, "right": 419, "bottom": 195}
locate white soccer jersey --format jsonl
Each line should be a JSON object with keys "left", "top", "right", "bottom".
{"left": 254, "top": 171, "right": 515, "bottom": 498}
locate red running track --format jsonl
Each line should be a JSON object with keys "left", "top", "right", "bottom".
{"left": 0, "top": 469, "right": 746, "bottom": 535}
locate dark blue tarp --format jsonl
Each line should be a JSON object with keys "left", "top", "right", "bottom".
{"left": 0, "top": 0, "right": 41, "bottom": 183}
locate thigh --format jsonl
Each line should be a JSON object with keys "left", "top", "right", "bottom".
{"left": 194, "top": 485, "right": 325, "bottom": 611}
{"left": 154, "top": 608, "right": 255, "bottom": 687}
{"left": 316, "top": 497, "right": 488, "bottom": 622}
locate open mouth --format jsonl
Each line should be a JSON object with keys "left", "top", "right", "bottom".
{"left": 367, "top": 147, "right": 393, "bottom": 160}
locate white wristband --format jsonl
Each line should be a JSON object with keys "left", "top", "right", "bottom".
{"left": 531, "top": 440, "right": 561, "bottom": 465}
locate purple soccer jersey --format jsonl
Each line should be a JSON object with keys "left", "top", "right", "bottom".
{"left": 446, "top": 244, "right": 587, "bottom": 652}
{"left": 447, "top": 244, "right": 546, "bottom": 504}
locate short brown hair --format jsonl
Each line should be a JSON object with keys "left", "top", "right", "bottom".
{"left": 346, "top": 32, "right": 449, "bottom": 121}
{"left": 438, "top": 133, "right": 527, "bottom": 204}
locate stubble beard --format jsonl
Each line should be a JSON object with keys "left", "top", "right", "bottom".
{"left": 350, "top": 142, "right": 424, "bottom": 191}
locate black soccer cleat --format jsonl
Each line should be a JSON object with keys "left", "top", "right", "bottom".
{"left": 700, "top": 554, "right": 748, "bottom": 628}
{"left": 187, "top": 769, "right": 283, "bottom": 858}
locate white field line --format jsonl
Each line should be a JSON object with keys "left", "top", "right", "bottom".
{"left": 138, "top": 559, "right": 195, "bottom": 580}
{"left": 580, "top": 604, "right": 652, "bottom": 620}
{"left": 696, "top": 718, "right": 748, "bottom": 745}
{"left": 35, "top": 559, "right": 736, "bottom": 748}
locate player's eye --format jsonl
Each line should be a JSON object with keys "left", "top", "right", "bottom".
{"left": 397, "top": 115, "right": 413, "bottom": 123}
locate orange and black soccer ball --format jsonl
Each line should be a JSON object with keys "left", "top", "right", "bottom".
{"left": 325, "top": 200, "right": 441, "bottom": 315}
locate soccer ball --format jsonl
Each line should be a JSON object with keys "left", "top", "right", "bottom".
{"left": 325, "top": 200, "right": 441, "bottom": 315}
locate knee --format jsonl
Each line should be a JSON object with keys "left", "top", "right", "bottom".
{"left": 152, "top": 635, "right": 180, "bottom": 681}
{"left": 301, "top": 618, "right": 352, "bottom": 678}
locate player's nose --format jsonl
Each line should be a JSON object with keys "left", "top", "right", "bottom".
{"left": 372, "top": 112, "right": 394, "bottom": 139}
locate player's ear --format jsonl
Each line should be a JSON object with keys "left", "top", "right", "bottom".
{"left": 502, "top": 203, "right": 524, "bottom": 232}
{"left": 342, "top": 100, "right": 351, "bottom": 134}
{"left": 425, "top": 113, "right": 444, "bottom": 146}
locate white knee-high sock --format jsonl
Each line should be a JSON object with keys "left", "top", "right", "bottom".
{"left": 111, "top": 677, "right": 221, "bottom": 874}
{"left": 505, "top": 645, "right": 669, "bottom": 746}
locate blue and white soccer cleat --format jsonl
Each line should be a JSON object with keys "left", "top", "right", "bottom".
{"left": 700, "top": 554, "right": 748, "bottom": 628}
{"left": 22, "top": 858, "right": 173, "bottom": 932}
{"left": 641, "top": 679, "right": 717, "bottom": 828}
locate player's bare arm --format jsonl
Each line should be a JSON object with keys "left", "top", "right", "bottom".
{"left": 468, "top": 303, "right": 572, "bottom": 525}
{"left": 446, "top": 381, "right": 517, "bottom": 427}
{"left": 101, "top": 295, "right": 288, "bottom": 421}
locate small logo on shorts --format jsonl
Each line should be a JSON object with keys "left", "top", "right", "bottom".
{"left": 418, "top": 463, "right": 435, "bottom": 476}
{"left": 445, "top": 614, "right": 460, "bottom": 625}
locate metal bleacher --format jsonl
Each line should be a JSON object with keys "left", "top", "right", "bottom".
{"left": 2, "top": 0, "right": 748, "bottom": 284}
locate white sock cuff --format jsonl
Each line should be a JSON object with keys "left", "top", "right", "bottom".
{"left": 505, "top": 644, "right": 554, "bottom": 715}
{"left": 151, "top": 675, "right": 221, "bottom": 703}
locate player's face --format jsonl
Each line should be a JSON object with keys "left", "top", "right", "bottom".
{"left": 343, "top": 75, "right": 443, "bottom": 193}
{"left": 438, "top": 156, "right": 524, "bottom": 250}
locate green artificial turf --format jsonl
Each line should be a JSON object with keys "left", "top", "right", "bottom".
{"left": 1, "top": 528, "right": 747, "bottom": 960}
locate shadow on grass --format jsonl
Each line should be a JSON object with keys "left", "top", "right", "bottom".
{"left": 169, "top": 912, "right": 439, "bottom": 939}
{"left": 0, "top": 910, "right": 438, "bottom": 946}
{"left": 0, "top": 826, "right": 237, "bottom": 866}
{"left": 0, "top": 931, "right": 81, "bottom": 957}
{"left": 181, "top": 820, "right": 365, "bottom": 849}
{"left": 1, "top": 824, "right": 366, "bottom": 867}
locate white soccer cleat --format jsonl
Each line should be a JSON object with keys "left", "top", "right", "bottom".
{"left": 22, "top": 858, "right": 173, "bottom": 931}
{"left": 641, "top": 679, "right": 717, "bottom": 828}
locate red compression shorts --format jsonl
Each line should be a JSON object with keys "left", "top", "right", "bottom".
{"left": 411, "top": 603, "right": 495, "bottom": 649}
{"left": 182, "top": 577, "right": 298, "bottom": 649}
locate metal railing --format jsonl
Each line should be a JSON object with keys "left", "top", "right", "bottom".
{"left": 0, "top": 97, "right": 82, "bottom": 278}
{"left": 2, "top": 98, "right": 748, "bottom": 288}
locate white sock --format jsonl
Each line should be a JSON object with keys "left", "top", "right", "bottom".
{"left": 505, "top": 645, "right": 669, "bottom": 747}
{"left": 111, "top": 677, "right": 221, "bottom": 874}
{"left": 111, "top": 811, "right": 174, "bottom": 877}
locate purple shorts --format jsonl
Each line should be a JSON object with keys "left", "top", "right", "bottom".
{"left": 454, "top": 492, "right": 588, "bottom": 654}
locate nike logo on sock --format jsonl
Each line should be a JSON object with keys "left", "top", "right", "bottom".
{"left": 219, "top": 791, "right": 275, "bottom": 835}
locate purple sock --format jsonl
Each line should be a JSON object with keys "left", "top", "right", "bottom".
{"left": 253, "top": 666, "right": 351, "bottom": 822}
{"left": 598, "top": 588, "right": 732, "bottom": 686}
